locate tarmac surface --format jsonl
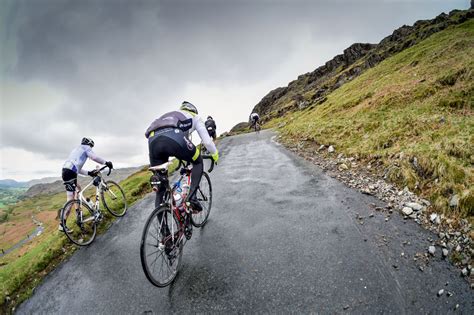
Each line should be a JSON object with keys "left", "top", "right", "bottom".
{"left": 18, "top": 130, "right": 473, "bottom": 314}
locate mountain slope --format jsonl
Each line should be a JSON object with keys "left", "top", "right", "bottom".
{"left": 253, "top": 9, "right": 473, "bottom": 121}
{"left": 263, "top": 17, "right": 473, "bottom": 217}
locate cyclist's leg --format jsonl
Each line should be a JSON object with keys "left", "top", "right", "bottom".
{"left": 157, "top": 130, "right": 203, "bottom": 210}
{"left": 148, "top": 137, "right": 172, "bottom": 208}
{"left": 61, "top": 168, "right": 77, "bottom": 229}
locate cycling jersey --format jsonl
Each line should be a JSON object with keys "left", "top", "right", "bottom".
{"left": 145, "top": 110, "right": 217, "bottom": 155}
{"left": 62, "top": 145, "right": 106, "bottom": 175}
{"left": 205, "top": 118, "right": 216, "bottom": 131}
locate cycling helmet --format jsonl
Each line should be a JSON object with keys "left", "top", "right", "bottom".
{"left": 81, "top": 137, "right": 94, "bottom": 147}
{"left": 207, "top": 116, "right": 213, "bottom": 120}
{"left": 180, "top": 101, "right": 198, "bottom": 115}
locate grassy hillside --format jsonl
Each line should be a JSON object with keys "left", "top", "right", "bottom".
{"left": 253, "top": 10, "right": 473, "bottom": 121}
{"left": 0, "top": 163, "right": 180, "bottom": 312}
{"left": 267, "top": 19, "right": 473, "bottom": 218}
{"left": 0, "top": 188, "right": 27, "bottom": 218}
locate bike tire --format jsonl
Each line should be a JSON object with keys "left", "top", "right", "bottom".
{"left": 140, "top": 205, "right": 183, "bottom": 287}
{"left": 61, "top": 199, "right": 97, "bottom": 246}
{"left": 191, "top": 172, "right": 212, "bottom": 227}
{"left": 101, "top": 180, "right": 128, "bottom": 217}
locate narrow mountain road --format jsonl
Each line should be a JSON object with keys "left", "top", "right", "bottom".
{"left": 18, "top": 130, "right": 473, "bottom": 313}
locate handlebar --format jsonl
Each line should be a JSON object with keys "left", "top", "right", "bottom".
{"left": 202, "top": 155, "right": 215, "bottom": 173}
{"left": 177, "top": 156, "right": 215, "bottom": 173}
{"left": 95, "top": 165, "right": 112, "bottom": 176}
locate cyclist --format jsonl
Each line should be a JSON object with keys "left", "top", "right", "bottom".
{"left": 249, "top": 112, "right": 260, "bottom": 129}
{"left": 145, "top": 101, "right": 219, "bottom": 212}
{"left": 60, "top": 137, "right": 113, "bottom": 232}
{"left": 205, "top": 116, "right": 217, "bottom": 141}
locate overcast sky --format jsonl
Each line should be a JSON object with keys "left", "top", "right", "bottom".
{"left": 0, "top": 0, "right": 470, "bottom": 181}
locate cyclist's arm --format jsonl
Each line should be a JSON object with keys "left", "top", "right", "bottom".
{"left": 195, "top": 118, "right": 217, "bottom": 154}
{"left": 86, "top": 149, "right": 106, "bottom": 165}
{"left": 78, "top": 168, "right": 89, "bottom": 176}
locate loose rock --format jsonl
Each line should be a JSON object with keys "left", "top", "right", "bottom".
{"left": 339, "top": 163, "right": 349, "bottom": 171}
{"left": 428, "top": 246, "right": 436, "bottom": 255}
{"left": 405, "top": 202, "right": 423, "bottom": 211}
{"left": 402, "top": 207, "right": 413, "bottom": 216}
{"left": 442, "top": 249, "right": 449, "bottom": 257}
{"left": 449, "top": 194, "right": 459, "bottom": 208}
{"left": 328, "top": 145, "right": 335, "bottom": 153}
{"left": 437, "top": 289, "right": 444, "bottom": 296}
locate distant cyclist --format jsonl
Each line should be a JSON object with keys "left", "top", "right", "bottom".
{"left": 249, "top": 112, "right": 260, "bottom": 130}
{"left": 205, "top": 116, "right": 217, "bottom": 141}
{"left": 60, "top": 137, "right": 113, "bottom": 232}
{"left": 145, "top": 101, "right": 219, "bottom": 212}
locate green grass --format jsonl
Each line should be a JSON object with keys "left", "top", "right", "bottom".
{"left": 0, "top": 164, "right": 177, "bottom": 313}
{"left": 270, "top": 19, "right": 474, "bottom": 218}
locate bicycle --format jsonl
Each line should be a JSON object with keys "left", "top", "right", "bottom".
{"left": 250, "top": 120, "right": 261, "bottom": 133}
{"left": 140, "top": 156, "right": 214, "bottom": 287}
{"left": 60, "top": 166, "right": 128, "bottom": 246}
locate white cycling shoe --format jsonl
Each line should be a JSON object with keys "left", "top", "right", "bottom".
{"left": 58, "top": 224, "right": 73, "bottom": 233}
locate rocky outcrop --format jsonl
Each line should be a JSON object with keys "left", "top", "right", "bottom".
{"left": 251, "top": 9, "right": 474, "bottom": 119}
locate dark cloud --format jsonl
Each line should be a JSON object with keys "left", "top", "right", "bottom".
{"left": 1, "top": 0, "right": 469, "bottom": 179}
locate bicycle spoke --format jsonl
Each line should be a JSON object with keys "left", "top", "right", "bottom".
{"left": 148, "top": 231, "right": 159, "bottom": 242}
{"left": 146, "top": 249, "right": 162, "bottom": 257}
{"left": 141, "top": 206, "right": 182, "bottom": 287}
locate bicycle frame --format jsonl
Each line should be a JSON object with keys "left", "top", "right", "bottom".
{"left": 77, "top": 176, "right": 103, "bottom": 211}
{"left": 74, "top": 170, "right": 116, "bottom": 222}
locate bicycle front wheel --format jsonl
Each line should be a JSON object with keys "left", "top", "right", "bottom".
{"left": 191, "top": 172, "right": 212, "bottom": 227}
{"left": 61, "top": 199, "right": 97, "bottom": 246}
{"left": 140, "top": 206, "right": 183, "bottom": 287}
{"left": 101, "top": 180, "right": 128, "bottom": 217}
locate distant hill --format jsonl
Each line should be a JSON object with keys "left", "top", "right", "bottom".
{"left": 23, "top": 167, "right": 143, "bottom": 198}
{"left": 0, "top": 180, "right": 26, "bottom": 188}
{"left": 0, "top": 177, "right": 60, "bottom": 189}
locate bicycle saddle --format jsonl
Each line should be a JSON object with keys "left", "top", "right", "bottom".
{"left": 149, "top": 162, "right": 169, "bottom": 171}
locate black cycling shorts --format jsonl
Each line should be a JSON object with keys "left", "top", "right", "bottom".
{"left": 148, "top": 128, "right": 200, "bottom": 166}
{"left": 62, "top": 168, "right": 77, "bottom": 192}
{"left": 207, "top": 128, "right": 216, "bottom": 140}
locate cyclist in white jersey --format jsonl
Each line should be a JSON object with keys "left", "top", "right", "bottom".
{"left": 60, "top": 137, "right": 113, "bottom": 232}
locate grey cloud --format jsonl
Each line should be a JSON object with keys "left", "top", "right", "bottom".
{"left": 1, "top": 0, "right": 468, "bottom": 174}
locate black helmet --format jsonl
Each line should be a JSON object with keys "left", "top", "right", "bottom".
{"left": 207, "top": 116, "right": 213, "bottom": 120}
{"left": 81, "top": 137, "right": 94, "bottom": 147}
{"left": 180, "top": 101, "right": 198, "bottom": 115}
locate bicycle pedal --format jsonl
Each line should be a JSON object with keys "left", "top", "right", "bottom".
{"left": 95, "top": 212, "right": 103, "bottom": 221}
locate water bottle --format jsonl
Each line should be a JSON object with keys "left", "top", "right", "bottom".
{"left": 85, "top": 197, "right": 95, "bottom": 209}
{"left": 174, "top": 192, "right": 183, "bottom": 207}
{"left": 182, "top": 184, "right": 190, "bottom": 197}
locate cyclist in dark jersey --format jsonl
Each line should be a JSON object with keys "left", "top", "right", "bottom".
{"left": 249, "top": 112, "right": 260, "bottom": 129}
{"left": 145, "top": 101, "right": 219, "bottom": 211}
{"left": 205, "top": 116, "right": 217, "bottom": 141}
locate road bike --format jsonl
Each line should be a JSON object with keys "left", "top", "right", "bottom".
{"left": 250, "top": 120, "right": 261, "bottom": 133}
{"left": 140, "top": 156, "right": 214, "bottom": 287}
{"left": 60, "top": 166, "right": 127, "bottom": 246}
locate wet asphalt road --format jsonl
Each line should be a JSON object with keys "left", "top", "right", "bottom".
{"left": 18, "top": 130, "right": 473, "bottom": 314}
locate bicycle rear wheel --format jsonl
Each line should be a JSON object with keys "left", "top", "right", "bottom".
{"left": 61, "top": 199, "right": 97, "bottom": 246}
{"left": 101, "top": 180, "right": 127, "bottom": 217}
{"left": 191, "top": 172, "right": 212, "bottom": 227}
{"left": 140, "top": 205, "right": 183, "bottom": 287}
